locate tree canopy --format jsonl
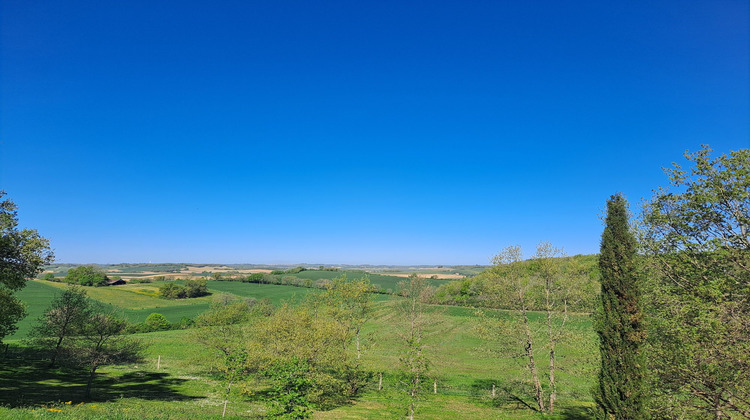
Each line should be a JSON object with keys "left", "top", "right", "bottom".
{"left": 0, "top": 191, "right": 53, "bottom": 343}
{"left": 64, "top": 265, "right": 108, "bottom": 287}
{"left": 641, "top": 146, "right": 750, "bottom": 418}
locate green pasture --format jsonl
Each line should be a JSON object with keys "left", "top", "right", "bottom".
{"left": 8, "top": 280, "right": 323, "bottom": 340}
{"left": 290, "top": 270, "right": 454, "bottom": 292}
{"left": 4, "top": 280, "right": 598, "bottom": 418}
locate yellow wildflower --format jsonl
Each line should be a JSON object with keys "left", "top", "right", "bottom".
{"left": 64, "top": 401, "right": 72, "bottom": 405}
{"left": 47, "top": 408, "right": 62, "bottom": 412}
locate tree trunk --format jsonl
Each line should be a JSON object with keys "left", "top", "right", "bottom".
{"left": 714, "top": 393, "right": 723, "bottom": 419}
{"left": 545, "top": 276, "right": 556, "bottom": 414}
{"left": 523, "top": 307, "right": 545, "bottom": 412}
{"left": 223, "top": 383, "right": 231, "bottom": 417}
{"left": 549, "top": 346, "right": 556, "bottom": 414}
{"left": 85, "top": 364, "right": 98, "bottom": 400}
{"left": 356, "top": 329, "right": 361, "bottom": 360}
{"left": 50, "top": 334, "right": 66, "bottom": 367}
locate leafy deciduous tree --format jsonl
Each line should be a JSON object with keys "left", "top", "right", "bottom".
{"left": 488, "top": 245, "right": 545, "bottom": 412}
{"left": 641, "top": 146, "right": 750, "bottom": 419}
{"left": 0, "top": 191, "right": 53, "bottom": 344}
{"left": 68, "top": 307, "right": 145, "bottom": 399}
{"left": 318, "top": 275, "right": 374, "bottom": 360}
{"left": 28, "top": 286, "right": 92, "bottom": 367}
{"left": 396, "top": 274, "right": 435, "bottom": 420}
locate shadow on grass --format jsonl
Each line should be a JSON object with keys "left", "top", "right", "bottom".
{"left": 467, "top": 378, "right": 595, "bottom": 419}
{"left": 0, "top": 347, "right": 199, "bottom": 407}
{"left": 557, "top": 405, "right": 595, "bottom": 420}
{"left": 468, "top": 378, "right": 537, "bottom": 412}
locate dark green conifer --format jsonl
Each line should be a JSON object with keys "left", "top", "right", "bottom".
{"left": 594, "top": 194, "right": 645, "bottom": 419}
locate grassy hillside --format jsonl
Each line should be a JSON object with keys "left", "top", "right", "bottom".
{"left": 8, "top": 280, "right": 320, "bottom": 340}
{"left": 3, "top": 279, "right": 598, "bottom": 419}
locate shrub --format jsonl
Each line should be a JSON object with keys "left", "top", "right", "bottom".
{"left": 158, "top": 279, "right": 209, "bottom": 299}
{"left": 184, "top": 279, "right": 208, "bottom": 297}
{"left": 41, "top": 272, "right": 57, "bottom": 281}
{"left": 144, "top": 313, "right": 171, "bottom": 331}
{"left": 158, "top": 282, "right": 186, "bottom": 299}
{"left": 246, "top": 273, "right": 264, "bottom": 283}
{"left": 175, "top": 317, "right": 194, "bottom": 329}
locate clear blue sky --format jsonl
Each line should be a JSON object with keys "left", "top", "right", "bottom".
{"left": 1, "top": 0, "right": 748, "bottom": 265}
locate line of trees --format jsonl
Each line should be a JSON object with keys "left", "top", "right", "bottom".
{"left": 471, "top": 146, "right": 749, "bottom": 419}
{"left": 476, "top": 242, "right": 596, "bottom": 415}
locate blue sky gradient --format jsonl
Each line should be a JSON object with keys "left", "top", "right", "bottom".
{"left": 1, "top": 0, "right": 748, "bottom": 264}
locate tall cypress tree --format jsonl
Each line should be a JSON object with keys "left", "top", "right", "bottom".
{"left": 594, "top": 194, "right": 645, "bottom": 419}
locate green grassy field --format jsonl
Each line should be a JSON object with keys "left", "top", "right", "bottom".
{"left": 9, "top": 280, "right": 320, "bottom": 340}
{"left": 289, "top": 270, "right": 455, "bottom": 292}
{"left": 3, "top": 280, "right": 598, "bottom": 419}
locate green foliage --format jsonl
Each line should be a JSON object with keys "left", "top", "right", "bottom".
{"left": 0, "top": 191, "right": 53, "bottom": 343}
{"left": 69, "top": 307, "right": 146, "bottom": 399}
{"left": 192, "top": 295, "right": 270, "bottom": 359}
{"left": 194, "top": 292, "right": 374, "bottom": 414}
{"left": 25, "top": 287, "right": 146, "bottom": 399}
{"left": 158, "top": 279, "right": 209, "bottom": 299}
{"left": 263, "top": 357, "right": 314, "bottom": 419}
{"left": 641, "top": 146, "right": 750, "bottom": 418}
{"left": 65, "top": 265, "right": 109, "bottom": 287}
{"left": 158, "top": 282, "right": 186, "bottom": 299}
{"left": 396, "top": 275, "right": 435, "bottom": 419}
{"left": 144, "top": 313, "right": 171, "bottom": 331}
{"left": 0, "top": 290, "right": 25, "bottom": 345}
{"left": 434, "top": 254, "right": 599, "bottom": 312}
{"left": 247, "top": 272, "right": 264, "bottom": 282}
{"left": 318, "top": 275, "right": 375, "bottom": 359}
{"left": 594, "top": 194, "right": 645, "bottom": 419}
{"left": 184, "top": 278, "right": 208, "bottom": 297}
{"left": 27, "top": 286, "right": 92, "bottom": 366}
{"left": 41, "top": 272, "right": 56, "bottom": 281}
{"left": 4, "top": 280, "right": 599, "bottom": 418}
